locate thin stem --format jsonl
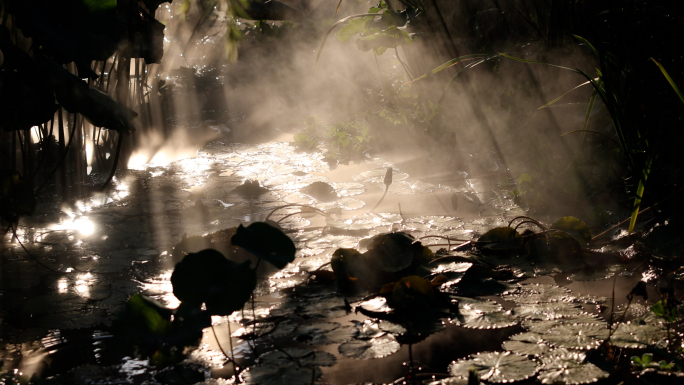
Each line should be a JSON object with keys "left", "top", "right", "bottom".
{"left": 100, "top": 132, "right": 123, "bottom": 190}
{"left": 369, "top": 185, "right": 389, "bottom": 212}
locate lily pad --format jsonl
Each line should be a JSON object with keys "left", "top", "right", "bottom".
{"left": 542, "top": 323, "right": 610, "bottom": 350}
{"left": 513, "top": 302, "right": 584, "bottom": 320}
{"left": 448, "top": 351, "right": 538, "bottom": 383}
{"left": 231, "top": 222, "right": 296, "bottom": 269}
{"left": 331, "top": 182, "right": 365, "bottom": 196}
{"left": 171, "top": 249, "right": 256, "bottom": 316}
{"left": 354, "top": 169, "right": 408, "bottom": 184}
{"left": 241, "top": 364, "right": 321, "bottom": 385}
{"left": 293, "top": 322, "right": 356, "bottom": 345}
{"left": 538, "top": 350, "right": 609, "bottom": 384}
{"left": 550, "top": 216, "right": 592, "bottom": 245}
{"left": 338, "top": 334, "right": 401, "bottom": 359}
{"left": 611, "top": 322, "right": 667, "bottom": 348}
{"left": 299, "top": 181, "right": 338, "bottom": 202}
{"left": 477, "top": 227, "right": 523, "bottom": 254}
{"left": 503, "top": 332, "right": 551, "bottom": 356}
{"left": 327, "top": 212, "right": 403, "bottom": 231}
{"left": 503, "top": 284, "right": 575, "bottom": 304}
{"left": 231, "top": 322, "right": 276, "bottom": 339}
{"left": 258, "top": 347, "right": 336, "bottom": 367}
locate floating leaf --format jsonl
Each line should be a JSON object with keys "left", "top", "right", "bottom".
{"left": 449, "top": 351, "right": 538, "bottom": 383}
{"left": 258, "top": 347, "right": 336, "bottom": 367}
{"left": 504, "top": 284, "right": 575, "bottom": 304}
{"left": 327, "top": 212, "right": 403, "bottom": 230}
{"left": 513, "top": 302, "right": 583, "bottom": 320}
{"left": 550, "top": 216, "right": 592, "bottom": 244}
{"left": 542, "top": 323, "right": 609, "bottom": 350}
{"left": 299, "top": 181, "right": 338, "bottom": 202}
{"left": 338, "top": 334, "right": 400, "bottom": 359}
{"left": 611, "top": 322, "right": 667, "bottom": 349}
{"left": 503, "top": 332, "right": 551, "bottom": 356}
{"left": 477, "top": 227, "right": 523, "bottom": 254}
{"left": 231, "top": 222, "right": 296, "bottom": 268}
{"left": 354, "top": 168, "right": 408, "bottom": 184}
{"left": 294, "top": 322, "right": 356, "bottom": 345}
{"left": 454, "top": 297, "right": 517, "bottom": 329}
{"left": 331, "top": 182, "right": 365, "bottom": 196}
{"left": 538, "top": 350, "right": 609, "bottom": 384}
{"left": 241, "top": 364, "right": 321, "bottom": 385}
{"left": 171, "top": 249, "right": 256, "bottom": 316}
{"left": 231, "top": 322, "right": 276, "bottom": 340}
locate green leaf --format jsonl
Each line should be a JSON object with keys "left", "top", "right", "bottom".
{"left": 477, "top": 227, "right": 523, "bottom": 255}
{"left": 337, "top": 16, "right": 373, "bottom": 42}
{"left": 651, "top": 58, "right": 684, "bottom": 105}
{"left": 171, "top": 249, "right": 256, "bottom": 315}
{"left": 231, "top": 222, "right": 296, "bottom": 268}
{"left": 550, "top": 217, "right": 592, "bottom": 244}
{"left": 83, "top": 0, "right": 117, "bottom": 12}
{"left": 651, "top": 300, "right": 678, "bottom": 322}
{"left": 127, "top": 293, "right": 172, "bottom": 335}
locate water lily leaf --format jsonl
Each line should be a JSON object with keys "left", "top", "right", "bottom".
{"left": 403, "top": 216, "right": 465, "bottom": 233}
{"left": 358, "top": 296, "right": 393, "bottom": 315}
{"left": 503, "top": 332, "right": 551, "bottom": 356}
{"left": 294, "top": 322, "right": 356, "bottom": 345}
{"left": 331, "top": 182, "right": 365, "bottom": 196}
{"left": 231, "top": 222, "right": 296, "bottom": 268}
{"left": 503, "top": 284, "right": 575, "bottom": 304}
{"left": 459, "top": 307, "right": 518, "bottom": 329}
{"left": 258, "top": 347, "right": 336, "bottom": 367}
{"left": 611, "top": 322, "right": 667, "bottom": 349}
{"left": 338, "top": 334, "right": 400, "bottom": 359}
{"left": 363, "top": 232, "right": 420, "bottom": 273}
{"left": 513, "top": 302, "right": 583, "bottom": 320}
{"left": 538, "top": 350, "right": 609, "bottom": 384}
{"left": 550, "top": 216, "right": 592, "bottom": 244}
{"left": 299, "top": 181, "right": 338, "bottom": 202}
{"left": 426, "top": 377, "right": 484, "bottom": 385}
{"left": 231, "top": 322, "right": 276, "bottom": 340}
{"left": 354, "top": 168, "right": 408, "bottom": 183}
{"left": 241, "top": 364, "right": 321, "bottom": 385}
{"left": 298, "top": 297, "right": 351, "bottom": 319}
{"left": 543, "top": 323, "right": 609, "bottom": 350}
{"left": 327, "top": 212, "right": 403, "bottom": 230}
{"left": 448, "top": 351, "right": 538, "bottom": 383}
{"left": 171, "top": 249, "right": 256, "bottom": 316}
{"left": 306, "top": 235, "right": 359, "bottom": 249}
{"left": 477, "top": 227, "right": 523, "bottom": 254}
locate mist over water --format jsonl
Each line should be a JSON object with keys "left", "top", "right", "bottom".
{"left": 4, "top": 1, "right": 671, "bottom": 384}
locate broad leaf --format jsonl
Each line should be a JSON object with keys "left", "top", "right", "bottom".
{"left": 231, "top": 222, "right": 296, "bottom": 268}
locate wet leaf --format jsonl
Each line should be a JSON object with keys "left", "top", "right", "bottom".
{"left": 542, "top": 323, "right": 609, "bottom": 350}
{"left": 171, "top": 249, "right": 256, "bottom": 316}
{"left": 611, "top": 322, "right": 667, "bottom": 348}
{"left": 454, "top": 297, "right": 517, "bottom": 329}
{"left": 299, "top": 181, "right": 338, "bottom": 202}
{"left": 331, "top": 182, "right": 365, "bottom": 196}
{"left": 241, "top": 364, "right": 321, "bottom": 385}
{"left": 231, "top": 322, "right": 276, "bottom": 340}
{"left": 477, "top": 227, "right": 523, "bottom": 254}
{"left": 338, "top": 334, "right": 401, "bottom": 359}
{"left": 363, "top": 232, "right": 420, "bottom": 273}
{"left": 513, "top": 302, "right": 583, "bottom": 320}
{"left": 231, "top": 222, "right": 296, "bottom": 268}
{"left": 503, "top": 332, "right": 551, "bottom": 356}
{"left": 448, "top": 351, "right": 539, "bottom": 383}
{"left": 306, "top": 235, "right": 359, "bottom": 250}
{"left": 258, "top": 347, "right": 336, "bottom": 367}
{"left": 504, "top": 284, "right": 575, "bottom": 304}
{"left": 327, "top": 212, "right": 403, "bottom": 230}
{"left": 538, "top": 350, "right": 609, "bottom": 384}
{"left": 354, "top": 168, "right": 408, "bottom": 184}
{"left": 551, "top": 216, "right": 592, "bottom": 244}
{"left": 294, "top": 322, "right": 357, "bottom": 345}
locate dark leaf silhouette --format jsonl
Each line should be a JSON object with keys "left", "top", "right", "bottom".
{"left": 231, "top": 222, "right": 296, "bottom": 268}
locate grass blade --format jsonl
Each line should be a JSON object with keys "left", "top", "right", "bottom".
{"left": 651, "top": 58, "right": 684, "bottom": 104}
{"left": 629, "top": 155, "right": 654, "bottom": 234}
{"left": 538, "top": 79, "right": 595, "bottom": 109}
{"left": 560, "top": 129, "right": 618, "bottom": 145}
{"left": 405, "top": 54, "right": 493, "bottom": 84}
